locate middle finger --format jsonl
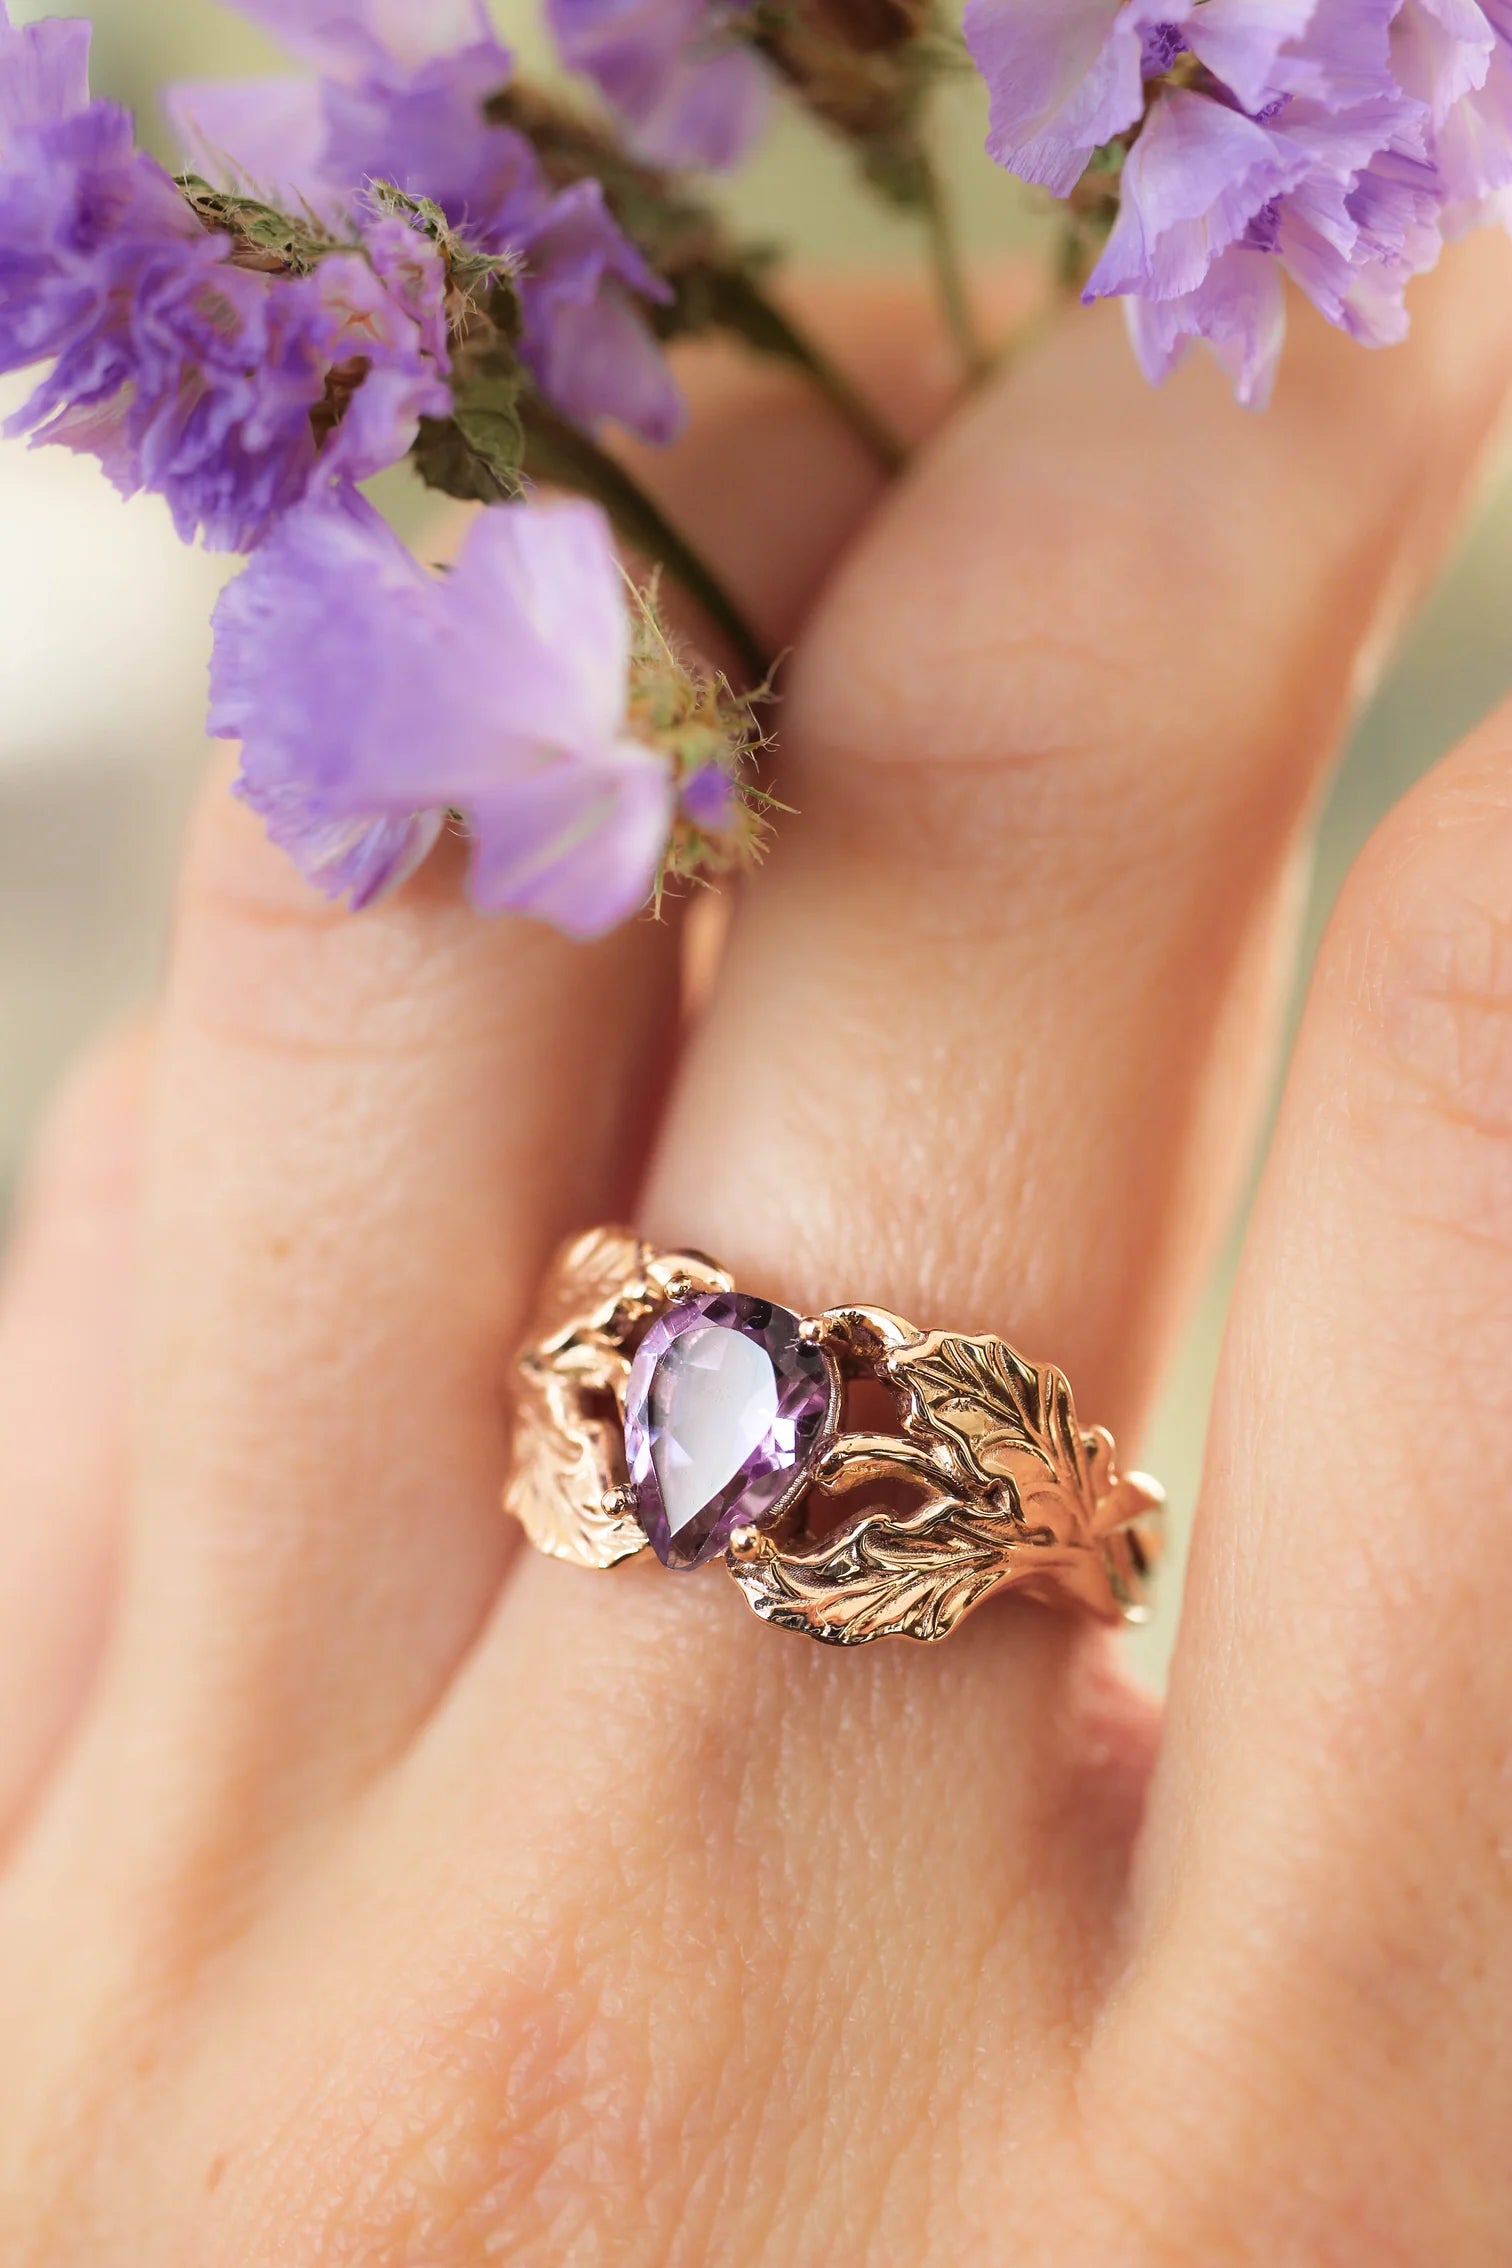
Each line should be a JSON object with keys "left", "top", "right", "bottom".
{"left": 426, "top": 237, "right": 1512, "bottom": 2252}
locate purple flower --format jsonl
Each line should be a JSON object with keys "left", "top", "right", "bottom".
{"left": 316, "top": 218, "right": 456, "bottom": 485}
{"left": 1395, "top": 0, "right": 1512, "bottom": 218}
{"left": 0, "top": 0, "right": 91, "bottom": 133}
{"left": 965, "top": 0, "right": 1458, "bottom": 405}
{"left": 0, "top": 7, "right": 452, "bottom": 549}
{"left": 170, "top": 1, "right": 684, "bottom": 444}
{"left": 27, "top": 234, "right": 343, "bottom": 550}
{"left": 203, "top": 0, "right": 499, "bottom": 79}
{"left": 0, "top": 7, "right": 194, "bottom": 379}
{"left": 210, "top": 488, "right": 678, "bottom": 938}
{"left": 680, "top": 760, "right": 739, "bottom": 830}
{"left": 547, "top": 0, "right": 770, "bottom": 171}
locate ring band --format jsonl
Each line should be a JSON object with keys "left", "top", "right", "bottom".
{"left": 505, "top": 1228, "right": 1164, "bottom": 1647}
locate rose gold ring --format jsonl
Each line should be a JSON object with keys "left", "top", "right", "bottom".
{"left": 505, "top": 1228, "right": 1164, "bottom": 1647}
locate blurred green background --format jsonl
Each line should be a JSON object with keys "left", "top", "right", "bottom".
{"left": 3, "top": 0, "right": 1512, "bottom": 1678}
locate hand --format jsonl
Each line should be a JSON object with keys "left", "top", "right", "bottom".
{"left": 3, "top": 244, "right": 1512, "bottom": 2264}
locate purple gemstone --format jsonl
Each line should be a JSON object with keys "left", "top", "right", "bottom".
{"left": 624, "top": 1292, "right": 835, "bottom": 1570}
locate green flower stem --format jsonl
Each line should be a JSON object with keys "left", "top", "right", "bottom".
{"left": 707, "top": 270, "right": 907, "bottom": 473}
{"left": 521, "top": 397, "right": 771, "bottom": 683}
{"left": 919, "top": 156, "right": 990, "bottom": 386}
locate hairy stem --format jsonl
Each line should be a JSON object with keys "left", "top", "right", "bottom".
{"left": 521, "top": 397, "right": 771, "bottom": 683}
{"left": 918, "top": 155, "right": 990, "bottom": 386}
{"left": 708, "top": 269, "right": 907, "bottom": 473}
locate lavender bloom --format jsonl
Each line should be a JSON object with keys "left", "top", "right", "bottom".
{"left": 966, "top": 0, "right": 1464, "bottom": 406}
{"left": 0, "top": 7, "right": 195, "bottom": 381}
{"left": 0, "top": 0, "right": 90, "bottom": 131}
{"left": 0, "top": 7, "right": 452, "bottom": 549}
{"left": 171, "top": 1, "right": 684, "bottom": 444}
{"left": 316, "top": 219, "right": 456, "bottom": 486}
{"left": 1395, "top": 0, "right": 1512, "bottom": 219}
{"left": 203, "top": 0, "right": 499, "bottom": 79}
{"left": 547, "top": 0, "right": 770, "bottom": 172}
{"left": 210, "top": 489, "right": 678, "bottom": 938}
{"left": 18, "top": 224, "right": 450, "bottom": 551}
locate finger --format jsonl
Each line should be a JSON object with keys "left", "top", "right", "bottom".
{"left": 0, "top": 1024, "right": 148, "bottom": 1848}
{"left": 432, "top": 238, "right": 1512, "bottom": 2252}
{"left": 652, "top": 236, "right": 1512, "bottom": 1435}
{"left": 1090, "top": 711, "right": 1512, "bottom": 2258}
{"left": 83, "top": 280, "right": 1015, "bottom": 1852}
{"left": 618, "top": 265, "right": 1042, "bottom": 653}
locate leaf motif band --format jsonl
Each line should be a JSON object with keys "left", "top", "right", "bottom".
{"left": 505, "top": 1228, "right": 1164, "bottom": 1645}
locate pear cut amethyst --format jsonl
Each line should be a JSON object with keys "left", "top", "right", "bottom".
{"left": 624, "top": 1293, "right": 835, "bottom": 1570}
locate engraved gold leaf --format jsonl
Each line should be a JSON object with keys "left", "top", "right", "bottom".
{"left": 503, "top": 1229, "right": 739, "bottom": 1571}
{"left": 504, "top": 1345, "right": 645, "bottom": 1570}
{"left": 889, "top": 1332, "right": 1125, "bottom": 1543}
{"left": 730, "top": 1329, "right": 1163, "bottom": 1643}
{"left": 528, "top": 1226, "right": 647, "bottom": 1347}
{"left": 503, "top": 1226, "right": 646, "bottom": 1570}
{"left": 729, "top": 1497, "right": 1024, "bottom": 1646}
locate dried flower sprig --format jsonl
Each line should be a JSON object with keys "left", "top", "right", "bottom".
{"left": 209, "top": 490, "right": 768, "bottom": 937}
{"left": 547, "top": 0, "right": 988, "bottom": 373}
{"left": 484, "top": 80, "right": 907, "bottom": 467}
{"left": 9, "top": 0, "right": 1512, "bottom": 947}
{"left": 963, "top": 0, "right": 1512, "bottom": 408}
{"left": 0, "top": 16, "right": 453, "bottom": 552}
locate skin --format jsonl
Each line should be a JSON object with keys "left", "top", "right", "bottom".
{"left": 1, "top": 246, "right": 1512, "bottom": 2263}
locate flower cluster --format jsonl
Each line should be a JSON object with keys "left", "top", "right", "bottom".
{"left": 171, "top": 0, "right": 684, "bottom": 443}
{"left": 5, "top": 0, "right": 1510, "bottom": 942}
{"left": 0, "top": 4, "right": 452, "bottom": 549}
{"left": 211, "top": 492, "right": 763, "bottom": 936}
{"left": 548, "top": 0, "right": 770, "bottom": 173}
{"left": 0, "top": 2, "right": 774, "bottom": 938}
{"left": 964, "top": 0, "right": 1512, "bottom": 404}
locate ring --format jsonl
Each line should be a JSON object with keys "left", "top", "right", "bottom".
{"left": 505, "top": 1228, "right": 1165, "bottom": 1647}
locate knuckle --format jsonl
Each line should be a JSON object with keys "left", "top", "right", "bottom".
{"left": 172, "top": 774, "right": 496, "bottom": 1068}
{"left": 790, "top": 481, "right": 1320, "bottom": 902}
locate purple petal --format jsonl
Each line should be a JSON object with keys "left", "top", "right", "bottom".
{"left": 966, "top": 0, "right": 1144, "bottom": 196}
{"left": 165, "top": 76, "right": 335, "bottom": 210}
{"left": 1248, "top": 0, "right": 1405, "bottom": 107}
{"left": 1428, "top": 0, "right": 1512, "bottom": 211}
{"left": 1269, "top": 85, "right": 1431, "bottom": 173}
{"left": 209, "top": 486, "right": 448, "bottom": 798}
{"left": 624, "top": 42, "right": 769, "bottom": 171}
{"left": 1124, "top": 241, "right": 1287, "bottom": 404}
{"left": 680, "top": 761, "right": 737, "bottom": 830}
{"left": 235, "top": 787, "right": 445, "bottom": 909}
{"left": 438, "top": 496, "right": 632, "bottom": 766}
{"left": 314, "top": 227, "right": 453, "bottom": 483}
{"left": 1393, "top": 0, "right": 1494, "bottom": 126}
{"left": 0, "top": 101, "right": 150, "bottom": 377}
{"left": 318, "top": 41, "right": 524, "bottom": 229}
{"left": 1088, "top": 88, "right": 1306, "bottom": 299}
{"left": 522, "top": 278, "right": 685, "bottom": 443}
{"left": 466, "top": 741, "right": 674, "bottom": 939}
{"left": 216, "top": 0, "right": 498, "bottom": 77}
{"left": 210, "top": 489, "right": 676, "bottom": 936}
{"left": 0, "top": 6, "right": 92, "bottom": 140}
{"left": 547, "top": 0, "right": 769, "bottom": 171}
{"left": 512, "top": 175, "right": 683, "bottom": 441}
{"left": 1180, "top": 0, "right": 1316, "bottom": 111}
